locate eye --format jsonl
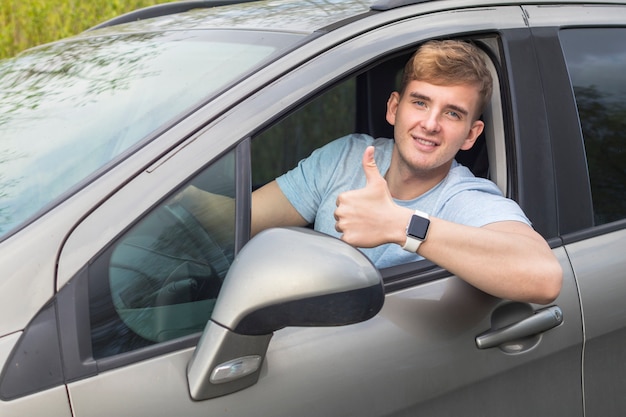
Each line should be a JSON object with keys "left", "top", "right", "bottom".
{"left": 446, "top": 110, "right": 461, "bottom": 120}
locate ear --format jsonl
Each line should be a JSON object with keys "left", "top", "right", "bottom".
{"left": 460, "top": 119, "right": 485, "bottom": 151}
{"left": 385, "top": 92, "right": 400, "bottom": 126}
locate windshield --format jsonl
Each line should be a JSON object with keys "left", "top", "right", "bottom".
{"left": 0, "top": 29, "right": 302, "bottom": 239}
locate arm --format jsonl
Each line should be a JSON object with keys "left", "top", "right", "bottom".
{"left": 390, "top": 211, "right": 561, "bottom": 304}
{"left": 176, "top": 181, "right": 306, "bottom": 243}
{"left": 175, "top": 185, "right": 235, "bottom": 248}
{"left": 251, "top": 180, "right": 309, "bottom": 236}
{"left": 334, "top": 147, "right": 563, "bottom": 304}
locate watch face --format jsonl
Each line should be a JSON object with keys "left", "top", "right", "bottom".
{"left": 407, "top": 214, "right": 430, "bottom": 240}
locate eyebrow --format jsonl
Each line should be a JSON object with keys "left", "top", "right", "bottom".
{"left": 408, "top": 92, "right": 470, "bottom": 117}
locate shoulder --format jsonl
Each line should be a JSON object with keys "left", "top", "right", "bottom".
{"left": 321, "top": 133, "right": 389, "bottom": 152}
{"left": 438, "top": 161, "right": 530, "bottom": 226}
{"left": 445, "top": 161, "right": 504, "bottom": 196}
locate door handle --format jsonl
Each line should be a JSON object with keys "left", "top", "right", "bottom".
{"left": 475, "top": 305, "right": 563, "bottom": 349}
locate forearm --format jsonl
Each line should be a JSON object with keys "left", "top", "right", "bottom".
{"left": 175, "top": 186, "right": 235, "bottom": 247}
{"left": 410, "top": 216, "right": 562, "bottom": 304}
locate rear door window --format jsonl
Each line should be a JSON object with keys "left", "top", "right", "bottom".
{"left": 560, "top": 28, "right": 626, "bottom": 225}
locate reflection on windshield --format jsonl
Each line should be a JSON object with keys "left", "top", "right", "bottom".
{"left": 0, "top": 30, "right": 300, "bottom": 239}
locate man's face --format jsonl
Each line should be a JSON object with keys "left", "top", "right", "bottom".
{"left": 386, "top": 79, "right": 485, "bottom": 179}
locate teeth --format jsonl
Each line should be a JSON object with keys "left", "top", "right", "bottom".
{"left": 417, "top": 138, "right": 437, "bottom": 146}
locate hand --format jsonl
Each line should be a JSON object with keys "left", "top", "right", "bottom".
{"left": 334, "top": 146, "right": 410, "bottom": 247}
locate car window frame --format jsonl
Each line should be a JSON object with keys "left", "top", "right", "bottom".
{"left": 524, "top": 5, "right": 626, "bottom": 242}
{"left": 247, "top": 39, "right": 538, "bottom": 290}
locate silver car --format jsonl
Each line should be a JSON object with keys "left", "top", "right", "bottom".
{"left": 1, "top": 0, "right": 625, "bottom": 415}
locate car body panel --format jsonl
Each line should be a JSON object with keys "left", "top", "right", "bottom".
{"left": 0, "top": 213, "right": 72, "bottom": 335}
{"left": 566, "top": 229, "right": 626, "bottom": 415}
{"left": 0, "top": 333, "right": 72, "bottom": 417}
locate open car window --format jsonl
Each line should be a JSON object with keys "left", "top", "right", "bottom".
{"left": 250, "top": 39, "right": 506, "bottom": 273}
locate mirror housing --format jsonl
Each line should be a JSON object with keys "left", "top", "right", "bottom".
{"left": 187, "top": 227, "right": 383, "bottom": 400}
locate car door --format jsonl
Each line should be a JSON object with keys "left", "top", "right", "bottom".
{"left": 527, "top": 7, "right": 626, "bottom": 415}
{"left": 55, "top": 6, "right": 583, "bottom": 417}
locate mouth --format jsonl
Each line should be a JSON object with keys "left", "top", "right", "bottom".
{"left": 413, "top": 135, "right": 439, "bottom": 147}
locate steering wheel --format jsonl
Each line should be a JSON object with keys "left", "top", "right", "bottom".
{"left": 152, "top": 201, "right": 232, "bottom": 306}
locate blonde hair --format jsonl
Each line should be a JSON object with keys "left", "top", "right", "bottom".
{"left": 400, "top": 40, "right": 493, "bottom": 118}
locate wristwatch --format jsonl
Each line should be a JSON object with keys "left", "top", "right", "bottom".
{"left": 402, "top": 210, "right": 430, "bottom": 253}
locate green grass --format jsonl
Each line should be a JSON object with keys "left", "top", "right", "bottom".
{"left": 0, "top": 0, "right": 171, "bottom": 59}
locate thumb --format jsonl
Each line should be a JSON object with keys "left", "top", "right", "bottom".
{"left": 362, "top": 146, "right": 383, "bottom": 184}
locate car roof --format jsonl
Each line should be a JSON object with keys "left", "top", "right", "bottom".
{"left": 87, "top": 0, "right": 626, "bottom": 37}
{"left": 88, "top": 0, "right": 374, "bottom": 36}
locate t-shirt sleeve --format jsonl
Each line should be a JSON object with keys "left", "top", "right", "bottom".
{"left": 275, "top": 136, "right": 351, "bottom": 223}
{"left": 439, "top": 188, "right": 531, "bottom": 228}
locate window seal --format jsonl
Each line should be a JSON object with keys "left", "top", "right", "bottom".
{"left": 236, "top": 138, "right": 252, "bottom": 254}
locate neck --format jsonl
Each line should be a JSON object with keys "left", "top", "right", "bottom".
{"left": 385, "top": 154, "right": 452, "bottom": 201}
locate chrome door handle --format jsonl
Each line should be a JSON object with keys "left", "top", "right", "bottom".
{"left": 475, "top": 305, "right": 563, "bottom": 349}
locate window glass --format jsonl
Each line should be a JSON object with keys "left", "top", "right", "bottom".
{"left": 0, "top": 29, "right": 301, "bottom": 240}
{"left": 560, "top": 28, "right": 626, "bottom": 225}
{"left": 89, "top": 150, "right": 236, "bottom": 359}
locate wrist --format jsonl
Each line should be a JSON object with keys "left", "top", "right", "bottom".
{"left": 402, "top": 209, "right": 431, "bottom": 253}
{"left": 392, "top": 207, "right": 415, "bottom": 246}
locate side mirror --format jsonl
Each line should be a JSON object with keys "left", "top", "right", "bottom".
{"left": 187, "top": 227, "right": 383, "bottom": 400}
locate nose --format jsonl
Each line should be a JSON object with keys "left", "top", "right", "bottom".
{"left": 420, "top": 110, "right": 441, "bottom": 133}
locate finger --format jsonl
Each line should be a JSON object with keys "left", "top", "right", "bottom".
{"left": 334, "top": 218, "right": 343, "bottom": 232}
{"left": 361, "top": 146, "right": 383, "bottom": 184}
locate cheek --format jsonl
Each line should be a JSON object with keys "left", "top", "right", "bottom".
{"left": 393, "top": 108, "right": 419, "bottom": 127}
{"left": 449, "top": 123, "right": 475, "bottom": 144}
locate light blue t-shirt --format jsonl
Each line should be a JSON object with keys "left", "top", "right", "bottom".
{"left": 276, "top": 134, "right": 530, "bottom": 269}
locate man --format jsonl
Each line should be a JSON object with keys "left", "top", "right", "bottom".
{"left": 251, "top": 40, "right": 562, "bottom": 304}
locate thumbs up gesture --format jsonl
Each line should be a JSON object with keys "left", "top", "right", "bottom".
{"left": 334, "top": 146, "right": 409, "bottom": 248}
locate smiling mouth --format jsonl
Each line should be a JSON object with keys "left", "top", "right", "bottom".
{"left": 414, "top": 136, "right": 438, "bottom": 147}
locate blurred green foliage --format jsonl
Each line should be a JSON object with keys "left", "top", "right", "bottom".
{"left": 0, "top": 0, "right": 169, "bottom": 59}
{"left": 252, "top": 79, "right": 357, "bottom": 187}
